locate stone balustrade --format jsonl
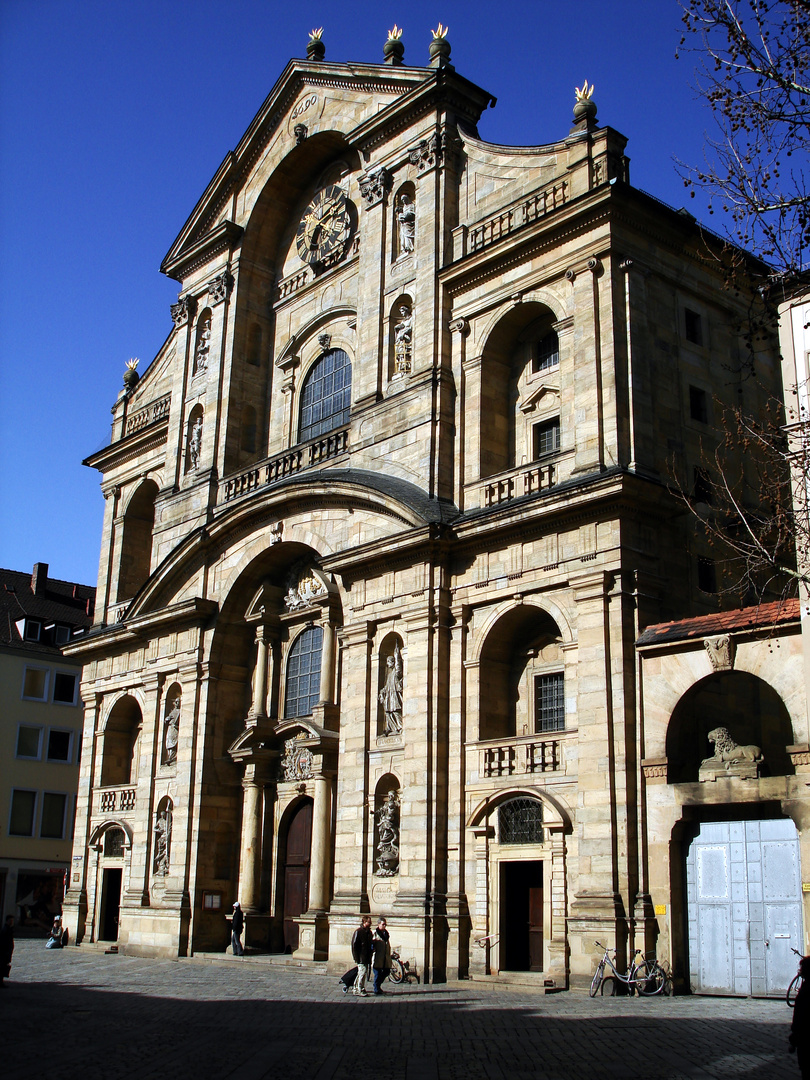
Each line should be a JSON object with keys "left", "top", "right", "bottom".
{"left": 124, "top": 393, "right": 171, "bottom": 437}
{"left": 473, "top": 461, "right": 556, "bottom": 508}
{"left": 453, "top": 180, "right": 569, "bottom": 260}
{"left": 222, "top": 428, "right": 349, "bottom": 503}
{"left": 475, "top": 731, "right": 570, "bottom": 779}
{"left": 99, "top": 787, "right": 137, "bottom": 813}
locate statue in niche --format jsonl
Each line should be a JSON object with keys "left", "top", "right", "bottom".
{"left": 379, "top": 642, "right": 403, "bottom": 735}
{"left": 394, "top": 307, "right": 412, "bottom": 374}
{"left": 396, "top": 194, "right": 415, "bottom": 254}
{"left": 153, "top": 804, "right": 172, "bottom": 876}
{"left": 699, "top": 726, "right": 764, "bottom": 781}
{"left": 188, "top": 416, "right": 203, "bottom": 471}
{"left": 194, "top": 318, "right": 211, "bottom": 374}
{"left": 163, "top": 698, "right": 180, "bottom": 766}
{"left": 375, "top": 790, "right": 400, "bottom": 876}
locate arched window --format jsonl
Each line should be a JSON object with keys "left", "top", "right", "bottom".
{"left": 299, "top": 349, "right": 351, "bottom": 442}
{"left": 104, "top": 828, "right": 125, "bottom": 857}
{"left": 117, "top": 480, "right": 158, "bottom": 601}
{"left": 499, "top": 797, "right": 544, "bottom": 844}
{"left": 284, "top": 625, "right": 323, "bottom": 718}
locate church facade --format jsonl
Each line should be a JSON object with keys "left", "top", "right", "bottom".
{"left": 63, "top": 32, "right": 808, "bottom": 991}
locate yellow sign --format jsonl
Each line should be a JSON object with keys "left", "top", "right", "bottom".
{"left": 802, "top": 883, "right": 810, "bottom": 893}
{"left": 654, "top": 904, "right": 667, "bottom": 915}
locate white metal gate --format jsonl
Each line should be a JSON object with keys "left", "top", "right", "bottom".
{"left": 685, "top": 818, "right": 803, "bottom": 996}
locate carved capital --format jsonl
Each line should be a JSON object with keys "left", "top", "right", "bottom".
{"left": 408, "top": 132, "right": 443, "bottom": 172}
{"left": 449, "top": 318, "right": 470, "bottom": 336}
{"left": 359, "top": 166, "right": 390, "bottom": 206}
{"left": 171, "top": 294, "right": 198, "bottom": 327}
{"left": 704, "top": 634, "right": 735, "bottom": 672}
{"left": 208, "top": 270, "right": 234, "bottom": 305}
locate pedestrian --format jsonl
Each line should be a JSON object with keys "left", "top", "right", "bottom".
{"left": 790, "top": 956, "right": 810, "bottom": 1079}
{"left": 350, "top": 915, "right": 374, "bottom": 995}
{"left": 0, "top": 914, "right": 14, "bottom": 986}
{"left": 230, "top": 901, "right": 244, "bottom": 956}
{"left": 372, "top": 917, "right": 392, "bottom": 995}
{"left": 45, "top": 914, "right": 64, "bottom": 949}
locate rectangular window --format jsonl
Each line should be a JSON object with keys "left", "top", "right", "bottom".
{"left": 54, "top": 625, "right": 71, "bottom": 645}
{"left": 9, "top": 789, "right": 37, "bottom": 836}
{"left": 24, "top": 619, "right": 42, "bottom": 642}
{"left": 689, "top": 385, "right": 708, "bottom": 424}
{"left": 698, "top": 556, "right": 718, "bottom": 593}
{"left": 16, "top": 725, "right": 43, "bottom": 759}
{"left": 52, "top": 671, "right": 78, "bottom": 705}
{"left": 693, "top": 467, "right": 713, "bottom": 505}
{"left": 533, "top": 417, "right": 561, "bottom": 459}
{"left": 47, "top": 729, "right": 73, "bottom": 763}
{"left": 531, "top": 331, "right": 560, "bottom": 373}
{"left": 22, "top": 667, "right": 48, "bottom": 701}
{"left": 535, "top": 673, "right": 565, "bottom": 733}
{"left": 684, "top": 308, "right": 703, "bottom": 345}
{"left": 40, "top": 793, "right": 67, "bottom": 839}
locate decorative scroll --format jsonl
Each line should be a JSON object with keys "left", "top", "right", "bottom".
{"left": 171, "top": 295, "right": 197, "bottom": 327}
{"left": 360, "top": 166, "right": 390, "bottom": 206}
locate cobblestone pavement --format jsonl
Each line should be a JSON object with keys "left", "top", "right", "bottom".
{"left": 1, "top": 940, "right": 800, "bottom": 1080}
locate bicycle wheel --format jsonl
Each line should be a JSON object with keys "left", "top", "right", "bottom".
{"left": 635, "top": 961, "right": 666, "bottom": 996}
{"left": 589, "top": 961, "right": 605, "bottom": 997}
{"left": 787, "top": 974, "right": 802, "bottom": 1007}
{"left": 600, "top": 976, "right": 619, "bottom": 996}
{"left": 388, "top": 958, "right": 405, "bottom": 985}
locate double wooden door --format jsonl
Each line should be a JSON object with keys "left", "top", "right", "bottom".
{"left": 282, "top": 800, "right": 312, "bottom": 952}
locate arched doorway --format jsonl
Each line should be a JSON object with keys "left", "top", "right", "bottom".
{"left": 279, "top": 798, "right": 313, "bottom": 952}
{"left": 497, "top": 797, "right": 545, "bottom": 972}
{"left": 99, "top": 826, "right": 126, "bottom": 942}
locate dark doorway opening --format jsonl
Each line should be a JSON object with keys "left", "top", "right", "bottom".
{"left": 500, "top": 860, "right": 543, "bottom": 971}
{"left": 100, "top": 868, "right": 122, "bottom": 941}
{"left": 281, "top": 799, "right": 312, "bottom": 953}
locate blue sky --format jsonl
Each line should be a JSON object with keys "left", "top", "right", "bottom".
{"left": 0, "top": 0, "right": 717, "bottom": 587}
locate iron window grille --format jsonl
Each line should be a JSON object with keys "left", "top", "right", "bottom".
{"left": 105, "top": 828, "right": 125, "bottom": 857}
{"left": 535, "top": 672, "right": 565, "bottom": 733}
{"left": 499, "top": 797, "right": 544, "bottom": 844}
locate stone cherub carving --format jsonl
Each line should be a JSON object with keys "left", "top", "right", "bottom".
{"left": 379, "top": 642, "right": 403, "bottom": 735}
{"left": 375, "top": 789, "right": 400, "bottom": 876}
{"left": 163, "top": 698, "right": 180, "bottom": 766}
{"left": 699, "top": 726, "right": 764, "bottom": 781}
{"left": 394, "top": 306, "right": 412, "bottom": 374}
{"left": 396, "top": 194, "right": 415, "bottom": 254}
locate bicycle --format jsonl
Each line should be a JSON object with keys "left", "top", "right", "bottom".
{"left": 388, "top": 948, "right": 411, "bottom": 985}
{"left": 786, "top": 947, "right": 807, "bottom": 1007}
{"left": 589, "top": 941, "right": 670, "bottom": 997}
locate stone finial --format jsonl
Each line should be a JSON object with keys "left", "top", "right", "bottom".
{"left": 429, "top": 24, "right": 452, "bottom": 68}
{"left": 572, "top": 80, "right": 598, "bottom": 130}
{"left": 384, "top": 25, "right": 404, "bottom": 65}
{"left": 123, "top": 357, "right": 140, "bottom": 390}
{"left": 307, "top": 28, "right": 325, "bottom": 61}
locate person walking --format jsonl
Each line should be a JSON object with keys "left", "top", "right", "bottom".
{"left": 351, "top": 915, "right": 374, "bottom": 995}
{"left": 372, "top": 917, "right": 392, "bottom": 995}
{"left": 790, "top": 956, "right": 810, "bottom": 1079}
{"left": 0, "top": 914, "right": 14, "bottom": 986}
{"left": 230, "top": 901, "right": 245, "bottom": 956}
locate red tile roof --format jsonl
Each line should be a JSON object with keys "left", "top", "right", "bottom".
{"left": 637, "top": 598, "right": 800, "bottom": 647}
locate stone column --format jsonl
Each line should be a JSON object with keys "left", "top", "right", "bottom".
{"left": 318, "top": 619, "right": 336, "bottom": 705}
{"left": 307, "top": 773, "right": 333, "bottom": 912}
{"left": 238, "top": 770, "right": 264, "bottom": 912}
{"left": 470, "top": 825, "right": 492, "bottom": 975}
{"left": 250, "top": 627, "right": 270, "bottom": 718}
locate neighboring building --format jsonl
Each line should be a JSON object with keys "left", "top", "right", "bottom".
{"left": 62, "top": 32, "right": 805, "bottom": 991}
{"left": 1, "top": 562, "right": 95, "bottom": 928}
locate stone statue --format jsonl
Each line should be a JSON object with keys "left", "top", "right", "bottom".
{"left": 394, "top": 307, "right": 412, "bottom": 374}
{"left": 375, "top": 789, "right": 400, "bottom": 876}
{"left": 188, "top": 416, "right": 203, "bottom": 471}
{"left": 396, "top": 194, "right": 415, "bottom": 254}
{"left": 163, "top": 698, "right": 180, "bottom": 765}
{"left": 379, "top": 642, "right": 403, "bottom": 734}
{"left": 154, "top": 804, "right": 172, "bottom": 875}
{"left": 699, "top": 726, "right": 764, "bottom": 782}
{"left": 194, "top": 318, "right": 211, "bottom": 374}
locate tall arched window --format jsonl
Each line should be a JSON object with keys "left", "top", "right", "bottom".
{"left": 284, "top": 625, "right": 323, "bottom": 718}
{"left": 299, "top": 349, "right": 351, "bottom": 442}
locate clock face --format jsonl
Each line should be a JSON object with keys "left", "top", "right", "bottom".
{"left": 296, "top": 185, "right": 353, "bottom": 267}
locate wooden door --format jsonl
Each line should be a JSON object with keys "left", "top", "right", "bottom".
{"left": 282, "top": 800, "right": 312, "bottom": 952}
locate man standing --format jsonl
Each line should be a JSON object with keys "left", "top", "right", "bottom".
{"left": 0, "top": 914, "right": 14, "bottom": 986}
{"left": 351, "top": 915, "right": 374, "bottom": 995}
{"left": 372, "top": 918, "right": 392, "bottom": 995}
{"left": 231, "top": 901, "right": 244, "bottom": 956}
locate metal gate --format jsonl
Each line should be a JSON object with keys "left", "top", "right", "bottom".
{"left": 685, "top": 818, "right": 802, "bottom": 996}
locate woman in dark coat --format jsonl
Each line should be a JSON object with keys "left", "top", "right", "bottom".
{"left": 790, "top": 956, "right": 810, "bottom": 1079}
{"left": 0, "top": 915, "right": 14, "bottom": 985}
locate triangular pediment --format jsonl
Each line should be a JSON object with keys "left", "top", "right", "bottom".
{"left": 519, "top": 382, "right": 560, "bottom": 413}
{"left": 161, "top": 61, "right": 441, "bottom": 282}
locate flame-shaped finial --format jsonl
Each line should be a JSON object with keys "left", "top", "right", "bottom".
{"left": 388, "top": 25, "right": 403, "bottom": 40}
{"left": 431, "top": 23, "right": 449, "bottom": 40}
{"left": 575, "top": 80, "right": 595, "bottom": 102}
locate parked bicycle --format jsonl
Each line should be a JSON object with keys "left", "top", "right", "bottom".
{"left": 388, "top": 948, "right": 409, "bottom": 984}
{"left": 589, "top": 941, "right": 670, "bottom": 997}
{"left": 786, "top": 947, "right": 807, "bottom": 1007}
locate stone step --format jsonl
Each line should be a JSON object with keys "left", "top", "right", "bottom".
{"left": 191, "top": 951, "right": 329, "bottom": 974}
{"left": 468, "top": 971, "right": 566, "bottom": 992}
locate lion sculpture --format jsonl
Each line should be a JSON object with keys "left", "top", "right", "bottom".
{"left": 705, "top": 727, "right": 764, "bottom": 770}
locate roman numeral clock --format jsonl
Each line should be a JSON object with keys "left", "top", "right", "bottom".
{"left": 296, "top": 185, "right": 354, "bottom": 270}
